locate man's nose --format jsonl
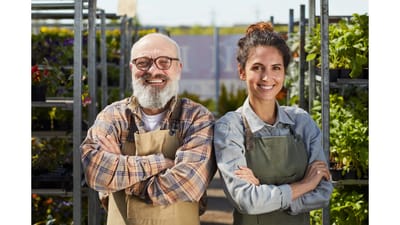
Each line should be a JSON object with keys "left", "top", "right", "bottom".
{"left": 147, "top": 63, "right": 161, "bottom": 73}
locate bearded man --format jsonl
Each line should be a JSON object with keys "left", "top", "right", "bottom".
{"left": 81, "top": 33, "right": 216, "bottom": 225}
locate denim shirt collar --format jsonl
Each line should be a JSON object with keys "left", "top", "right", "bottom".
{"left": 239, "top": 97, "right": 295, "bottom": 133}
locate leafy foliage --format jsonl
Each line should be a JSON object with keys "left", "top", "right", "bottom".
{"left": 217, "top": 84, "right": 247, "bottom": 117}
{"left": 310, "top": 187, "right": 368, "bottom": 225}
{"left": 179, "top": 90, "right": 216, "bottom": 113}
{"left": 311, "top": 91, "right": 368, "bottom": 177}
{"left": 305, "top": 13, "right": 369, "bottom": 78}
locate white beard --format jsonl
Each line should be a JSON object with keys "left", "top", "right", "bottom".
{"left": 132, "top": 74, "right": 179, "bottom": 109}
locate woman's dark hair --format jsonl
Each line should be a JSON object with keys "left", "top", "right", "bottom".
{"left": 236, "top": 21, "right": 291, "bottom": 71}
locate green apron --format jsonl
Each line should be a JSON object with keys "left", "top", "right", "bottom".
{"left": 233, "top": 116, "right": 309, "bottom": 225}
{"left": 107, "top": 101, "right": 200, "bottom": 225}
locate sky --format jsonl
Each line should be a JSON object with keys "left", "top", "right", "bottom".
{"left": 97, "top": 0, "right": 368, "bottom": 26}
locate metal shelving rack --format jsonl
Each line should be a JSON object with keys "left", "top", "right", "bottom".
{"left": 31, "top": 1, "right": 120, "bottom": 224}
{"left": 294, "top": 1, "right": 368, "bottom": 224}
{"left": 32, "top": 2, "right": 165, "bottom": 224}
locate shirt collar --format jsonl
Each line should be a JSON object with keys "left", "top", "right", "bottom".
{"left": 241, "top": 97, "right": 295, "bottom": 133}
{"left": 127, "top": 95, "right": 178, "bottom": 120}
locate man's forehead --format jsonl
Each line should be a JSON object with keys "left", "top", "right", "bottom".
{"left": 133, "top": 35, "right": 176, "bottom": 55}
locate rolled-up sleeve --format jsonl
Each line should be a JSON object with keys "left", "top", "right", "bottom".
{"left": 288, "top": 114, "right": 333, "bottom": 214}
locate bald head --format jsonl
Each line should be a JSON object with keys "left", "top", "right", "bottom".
{"left": 130, "top": 33, "right": 181, "bottom": 61}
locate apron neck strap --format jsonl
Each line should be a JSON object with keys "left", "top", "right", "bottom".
{"left": 126, "top": 98, "right": 183, "bottom": 142}
{"left": 168, "top": 98, "right": 182, "bottom": 136}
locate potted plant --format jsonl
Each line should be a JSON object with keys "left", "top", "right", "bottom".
{"left": 31, "top": 64, "right": 49, "bottom": 101}
{"left": 312, "top": 91, "right": 368, "bottom": 180}
{"left": 305, "top": 13, "right": 369, "bottom": 80}
{"left": 31, "top": 58, "right": 67, "bottom": 101}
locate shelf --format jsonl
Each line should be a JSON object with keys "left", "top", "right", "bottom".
{"left": 32, "top": 187, "right": 90, "bottom": 197}
{"left": 32, "top": 189, "right": 73, "bottom": 196}
{"left": 32, "top": 131, "right": 87, "bottom": 139}
{"left": 32, "top": 131, "right": 71, "bottom": 138}
{"left": 32, "top": 97, "right": 74, "bottom": 110}
{"left": 315, "top": 75, "right": 369, "bottom": 87}
{"left": 332, "top": 179, "right": 368, "bottom": 188}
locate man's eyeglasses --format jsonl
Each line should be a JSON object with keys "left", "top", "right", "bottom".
{"left": 131, "top": 56, "right": 179, "bottom": 71}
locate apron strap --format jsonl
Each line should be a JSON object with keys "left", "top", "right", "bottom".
{"left": 126, "top": 98, "right": 183, "bottom": 143}
{"left": 240, "top": 113, "right": 254, "bottom": 152}
{"left": 241, "top": 113, "right": 302, "bottom": 151}
{"left": 126, "top": 112, "right": 139, "bottom": 143}
{"left": 169, "top": 98, "right": 183, "bottom": 136}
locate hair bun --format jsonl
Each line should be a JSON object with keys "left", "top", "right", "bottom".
{"left": 245, "top": 21, "right": 274, "bottom": 35}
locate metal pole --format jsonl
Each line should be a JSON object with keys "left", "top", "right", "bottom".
{"left": 87, "top": 1, "right": 101, "bottom": 224}
{"left": 126, "top": 18, "right": 133, "bottom": 93}
{"left": 73, "top": 0, "right": 83, "bottom": 224}
{"left": 213, "top": 26, "right": 220, "bottom": 115}
{"left": 299, "top": 4, "right": 306, "bottom": 110}
{"left": 100, "top": 10, "right": 108, "bottom": 109}
{"left": 289, "top": 9, "right": 294, "bottom": 34}
{"left": 320, "top": 0, "right": 331, "bottom": 224}
{"left": 119, "top": 16, "right": 127, "bottom": 100}
{"left": 308, "top": 0, "right": 316, "bottom": 113}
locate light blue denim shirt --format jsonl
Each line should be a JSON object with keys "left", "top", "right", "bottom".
{"left": 214, "top": 98, "right": 333, "bottom": 215}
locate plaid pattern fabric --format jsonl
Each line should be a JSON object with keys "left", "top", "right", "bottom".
{"left": 80, "top": 96, "right": 216, "bottom": 205}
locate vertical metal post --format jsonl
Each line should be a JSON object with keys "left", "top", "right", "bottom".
{"left": 87, "top": 1, "right": 101, "bottom": 224}
{"left": 119, "top": 16, "right": 127, "bottom": 100}
{"left": 299, "top": 4, "right": 306, "bottom": 110}
{"left": 308, "top": 0, "right": 316, "bottom": 113}
{"left": 213, "top": 26, "right": 220, "bottom": 115}
{"left": 126, "top": 18, "right": 133, "bottom": 93}
{"left": 289, "top": 9, "right": 294, "bottom": 34}
{"left": 286, "top": 9, "right": 294, "bottom": 105}
{"left": 100, "top": 10, "right": 108, "bottom": 109}
{"left": 87, "top": 0, "right": 97, "bottom": 134}
{"left": 73, "top": 0, "right": 83, "bottom": 224}
{"left": 320, "top": 0, "right": 331, "bottom": 224}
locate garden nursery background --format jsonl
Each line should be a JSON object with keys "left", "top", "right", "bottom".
{"left": 3, "top": 0, "right": 398, "bottom": 225}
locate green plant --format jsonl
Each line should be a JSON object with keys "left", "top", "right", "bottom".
{"left": 305, "top": 13, "right": 369, "bottom": 78}
{"left": 311, "top": 92, "right": 368, "bottom": 177}
{"left": 32, "top": 137, "right": 72, "bottom": 172}
{"left": 217, "top": 84, "right": 247, "bottom": 117}
{"left": 179, "top": 90, "right": 215, "bottom": 112}
{"left": 310, "top": 187, "right": 368, "bottom": 225}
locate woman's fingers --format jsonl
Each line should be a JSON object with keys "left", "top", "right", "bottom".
{"left": 235, "top": 166, "right": 260, "bottom": 185}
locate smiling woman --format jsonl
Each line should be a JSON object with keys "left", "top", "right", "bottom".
{"left": 213, "top": 21, "right": 333, "bottom": 225}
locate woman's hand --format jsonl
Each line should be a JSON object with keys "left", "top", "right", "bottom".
{"left": 235, "top": 166, "right": 260, "bottom": 186}
{"left": 302, "top": 160, "right": 331, "bottom": 188}
{"left": 290, "top": 160, "right": 331, "bottom": 200}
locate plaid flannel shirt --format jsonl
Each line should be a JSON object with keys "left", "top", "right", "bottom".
{"left": 81, "top": 96, "right": 216, "bottom": 205}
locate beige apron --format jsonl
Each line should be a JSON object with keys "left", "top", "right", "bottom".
{"left": 107, "top": 106, "right": 199, "bottom": 225}
{"left": 233, "top": 116, "right": 309, "bottom": 225}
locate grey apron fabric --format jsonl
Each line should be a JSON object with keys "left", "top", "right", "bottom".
{"left": 107, "top": 100, "right": 200, "bottom": 225}
{"left": 233, "top": 116, "right": 309, "bottom": 225}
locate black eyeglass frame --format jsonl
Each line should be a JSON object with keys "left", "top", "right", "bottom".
{"left": 131, "top": 56, "right": 180, "bottom": 71}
